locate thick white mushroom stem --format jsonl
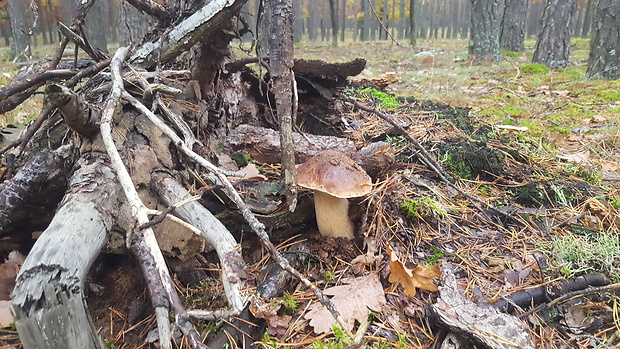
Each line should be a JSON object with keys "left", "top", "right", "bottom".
{"left": 313, "top": 190, "right": 355, "bottom": 239}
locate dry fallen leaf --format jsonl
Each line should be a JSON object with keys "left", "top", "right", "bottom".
{"left": 249, "top": 298, "right": 291, "bottom": 336}
{"left": 386, "top": 244, "right": 441, "bottom": 297}
{"left": 305, "top": 274, "right": 386, "bottom": 334}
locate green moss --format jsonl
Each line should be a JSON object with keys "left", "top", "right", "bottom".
{"left": 231, "top": 151, "right": 252, "bottom": 167}
{"left": 520, "top": 63, "right": 549, "bottom": 74}
{"left": 548, "top": 125, "right": 571, "bottom": 135}
{"left": 402, "top": 196, "right": 447, "bottom": 220}
{"left": 502, "top": 50, "right": 521, "bottom": 58}
{"left": 359, "top": 87, "right": 399, "bottom": 109}
{"left": 503, "top": 106, "right": 525, "bottom": 117}
{"left": 596, "top": 89, "right": 620, "bottom": 102}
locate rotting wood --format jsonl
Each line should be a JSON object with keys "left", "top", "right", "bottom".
{"left": 432, "top": 263, "right": 535, "bottom": 349}
{"left": 0, "top": 151, "right": 65, "bottom": 233}
{"left": 225, "top": 124, "right": 395, "bottom": 178}
{"left": 226, "top": 124, "right": 357, "bottom": 163}
{"left": 11, "top": 157, "right": 122, "bottom": 349}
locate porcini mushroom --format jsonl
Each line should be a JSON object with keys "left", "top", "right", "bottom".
{"left": 296, "top": 150, "right": 372, "bottom": 239}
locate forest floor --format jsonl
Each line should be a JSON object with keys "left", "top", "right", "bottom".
{"left": 2, "top": 38, "right": 620, "bottom": 348}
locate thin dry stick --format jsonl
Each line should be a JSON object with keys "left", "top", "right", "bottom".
{"left": 337, "top": 92, "right": 516, "bottom": 220}
{"left": 125, "top": 90, "right": 353, "bottom": 338}
{"left": 100, "top": 47, "right": 206, "bottom": 349}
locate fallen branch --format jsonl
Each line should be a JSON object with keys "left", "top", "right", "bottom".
{"left": 12, "top": 157, "right": 121, "bottom": 349}
{"left": 129, "top": 0, "right": 246, "bottom": 69}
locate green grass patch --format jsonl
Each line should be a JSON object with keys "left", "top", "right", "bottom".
{"left": 520, "top": 63, "right": 549, "bottom": 74}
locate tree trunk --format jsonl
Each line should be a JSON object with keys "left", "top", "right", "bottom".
{"left": 308, "top": 0, "right": 318, "bottom": 41}
{"left": 84, "top": 0, "right": 108, "bottom": 53}
{"left": 328, "top": 0, "right": 339, "bottom": 46}
{"left": 360, "top": 0, "right": 368, "bottom": 41}
{"left": 585, "top": 0, "right": 620, "bottom": 79}
{"left": 468, "top": 0, "right": 504, "bottom": 62}
{"left": 7, "top": 0, "right": 32, "bottom": 62}
{"left": 581, "top": 0, "right": 595, "bottom": 38}
{"left": 409, "top": 0, "right": 416, "bottom": 45}
{"left": 370, "top": 0, "right": 377, "bottom": 40}
{"left": 525, "top": 0, "right": 542, "bottom": 38}
{"left": 532, "top": 0, "right": 578, "bottom": 69}
{"left": 500, "top": 0, "right": 528, "bottom": 51}
{"left": 340, "top": 0, "right": 346, "bottom": 42}
{"left": 293, "top": 1, "right": 303, "bottom": 42}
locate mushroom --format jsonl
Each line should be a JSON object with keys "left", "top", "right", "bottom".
{"left": 296, "top": 150, "right": 372, "bottom": 239}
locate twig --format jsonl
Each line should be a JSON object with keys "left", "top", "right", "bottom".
{"left": 519, "top": 283, "right": 620, "bottom": 318}
{"left": 100, "top": 47, "right": 175, "bottom": 349}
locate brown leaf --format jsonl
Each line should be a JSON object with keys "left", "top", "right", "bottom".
{"left": 386, "top": 244, "right": 441, "bottom": 297}
{"left": 249, "top": 298, "right": 291, "bottom": 337}
{"left": 305, "top": 274, "right": 386, "bottom": 334}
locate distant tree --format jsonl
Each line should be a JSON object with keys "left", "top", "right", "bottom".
{"left": 532, "top": 0, "right": 578, "bottom": 69}
{"left": 586, "top": 0, "right": 620, "bottom": 79}
{"left": 308, "top": 0, "right": 317, "bottom": 41}
{"left": 500, "top": 0, "right": 528, "bottom": 51}
{"left": 580, "top": 0, "right": 595, "bottom": 37}
{"left": 525, "top": 0, "right": 542, "bottom": 38}
{"left": 409, "top": 0, "right": 416, "bottom": 45}
{"left": 328, "top": 0, "right": 338, "bottom": 46}
{"left": 84, "top": 0, "right": 108, "bottom": 53}
{"left": 468, "top": 0, "right": 505, "bottom": 62}
{"left": 7, "top": 0, "right": 32, "bottom": 61}
{"left": 293, "top": 1, "right": 303, "bottom": 42}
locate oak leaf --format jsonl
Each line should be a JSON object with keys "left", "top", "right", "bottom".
{"left": 305, "top": 274, "right": 386, "bottom": 334}
{"left": 249, "top": 298, "right": 291, "bottom": 336}
{"left": 386, "top": 244, "right": 441, "bottom": 297}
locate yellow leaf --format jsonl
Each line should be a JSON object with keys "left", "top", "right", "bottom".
{"left": 386, "top": 243, "right": 441, "bottom": 297}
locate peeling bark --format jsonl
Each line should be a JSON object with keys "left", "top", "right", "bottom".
{"left": 45, "top": 84, "right": 101, "bottom": 136}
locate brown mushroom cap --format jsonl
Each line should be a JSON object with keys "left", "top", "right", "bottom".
{"left": 296, "top": 150, "right": 372, "bottom": 198}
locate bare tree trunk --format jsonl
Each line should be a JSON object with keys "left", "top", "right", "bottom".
{"left": 586, "top": 0, "right": 620, "bottom": 79}
{"left": 340, "top": 0, "right": 346, "bottom": 42}
{"left": 409, "top": 0, "right": 417, "bottom": 45}
{"left": 468, "top": 0, "right": 505, "bottom": 62}
{"left": 7, "top": 0, "right": 32, "bottom": 62}
{"left": 581, "top": 0, "right": 595, "bottom": 38}
{"left": 500, "top": 0, "right": 528, "bottom": 51}
{"left": 328, "top": 0, "right": 339, "bottom": 46}
{"left": 84, "top": 0, "right": 108, "bottom": 53}
{"left": 293, "top": 0, "right": 303, "bottom": 42}
{"left": 532, "top": 0, "right": 578, "bottom": 69}
{"left": 525, "top": 0, "right": 541, "bottom": 38}
{"left": 360, "top": 0, "right": 369, "bottom": 41}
